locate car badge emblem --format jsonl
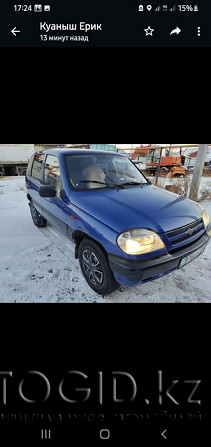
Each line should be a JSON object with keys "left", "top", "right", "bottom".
{"left": 187, "top": 228, "right": 194, "bottom": 236}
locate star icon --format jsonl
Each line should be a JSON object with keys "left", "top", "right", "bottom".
{"left": 144, "top": 26, "right": 154, "bottom": 36}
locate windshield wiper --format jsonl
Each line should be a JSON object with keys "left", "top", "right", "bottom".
{"left": 79, "top": 180, "right": 126, "bottom": 189}
{"left": 79, "top": 180, "right": 107, "bottom": 185}
{"left": 106, "top": 183, "right": 126, "bottom": 189}
{"left": 121, "top": 181, "right": 148, "bottom": 187}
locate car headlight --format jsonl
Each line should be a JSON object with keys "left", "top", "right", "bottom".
{"left": 117, "top": 229, "right": 165, "bottom": 255}
{"left": 201, "top": 210, "right": 210, "bottom": 229}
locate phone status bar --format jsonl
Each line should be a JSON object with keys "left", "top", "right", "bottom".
{"left": 138, "top": 4, "right": 199, "bottom": 13}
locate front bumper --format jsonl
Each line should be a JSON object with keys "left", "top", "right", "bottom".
{"left": 108, "top": 233, "right": 210, "bottom": 286}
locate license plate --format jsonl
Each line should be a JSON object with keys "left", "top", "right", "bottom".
{"left": 180, "top": 246, "right": 206, "bottom": 268}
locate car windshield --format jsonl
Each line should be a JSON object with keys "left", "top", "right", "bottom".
{"left": 65, "top": 154, "right": 148, "bottom": 190}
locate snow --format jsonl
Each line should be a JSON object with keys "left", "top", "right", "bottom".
{"left": 0, "top": 177, "right": 211, "bottom": 303}
{"left": 149, "top": 175, "right": 211, "bottom": 200}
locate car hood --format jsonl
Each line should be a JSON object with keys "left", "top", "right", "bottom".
{"left": 70, "top": 185, "right": 202, "bottom": 234}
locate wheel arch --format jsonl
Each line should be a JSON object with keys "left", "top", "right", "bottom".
{"left": 73, "top": 230, "right": 108, "bottom": 260}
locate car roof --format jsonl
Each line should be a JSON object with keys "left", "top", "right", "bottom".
{"left": 36, "top": 148, "right": 124, "bottom": 157}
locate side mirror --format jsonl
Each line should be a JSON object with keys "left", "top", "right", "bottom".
{"left": 39, "top": 185, "right": 56, "bottom": 198}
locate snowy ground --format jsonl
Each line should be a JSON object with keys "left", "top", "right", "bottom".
{"left": 0, "top": 176, "right": 211, "bottom": 303}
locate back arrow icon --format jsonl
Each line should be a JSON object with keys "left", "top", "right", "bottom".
{"left": 161, "top": 429, "right": 167, "bottom": 439}
{"left": 170, "top": 27, "right": 181, "bottom": 35}
{"left": 11, "top": 27, "right": 21, "bottom": 36}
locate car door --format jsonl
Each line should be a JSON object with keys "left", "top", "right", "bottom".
{"left": 41, "top": 154, "right": 70, "bottom": 236}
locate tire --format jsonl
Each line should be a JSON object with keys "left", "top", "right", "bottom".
{"left": 78, "top": 239, "right": 118, "bottom": 295}
{"left": 30, "top": 202, "right": 47, "bottom": 227}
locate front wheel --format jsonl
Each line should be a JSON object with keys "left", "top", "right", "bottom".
{"left": 30, "top": 202, "right": 47, "bottom": 227}
{"left": 78, "top": 239, "right": 118, "bottom": 295}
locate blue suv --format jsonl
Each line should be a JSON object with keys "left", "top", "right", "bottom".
{"left": 26, "top": 149, "right": 211, "bottom": 295}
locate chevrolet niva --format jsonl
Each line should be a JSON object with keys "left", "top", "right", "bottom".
{"left": 26, "top": 149, "right": 211, "bottom": 295}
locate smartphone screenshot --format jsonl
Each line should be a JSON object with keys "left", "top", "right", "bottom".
{"left": 0, "top": 2, "right": 210, "bottom": 446}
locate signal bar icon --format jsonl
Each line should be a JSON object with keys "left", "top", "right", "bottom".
{"left": 41, "top": 429, "right": 51, "bottom": 440}
{"left": 170, "top": 6, "right": 176, "bottom": 11}
{"left": 155, "top": 5, "right": 161, "bottom": 11}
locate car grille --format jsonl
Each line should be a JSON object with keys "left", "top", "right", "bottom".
{"left": 166, "top": 218, "right": 205, "bottom": 252}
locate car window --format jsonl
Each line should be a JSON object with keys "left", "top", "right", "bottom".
{"left": 44, "top": 155, "right": 62, "bottom": 198}
{"left": 31, "top": 153, "right": 45, "bottom": 181}
{"left": 65, "top": 154, "right": 148, "bottom": 190}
